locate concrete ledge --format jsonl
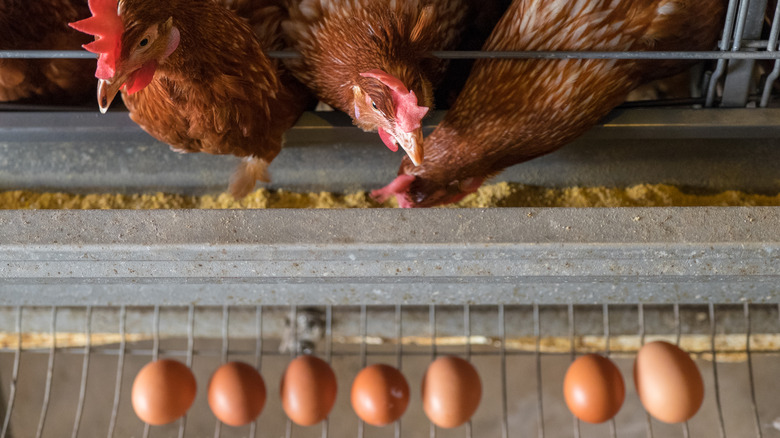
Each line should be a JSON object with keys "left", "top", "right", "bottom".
{"left": 1, "top": 208, "right": 778, "bottom": 305}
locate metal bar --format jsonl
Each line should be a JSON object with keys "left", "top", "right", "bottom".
{"left": 534, "top": 304, "right": 544, "bottom": 438}
{"left": 325, "top": 305, "right": 333, "bottom": 364}
{"left": 357, "top": 305, "right": 367, "bottom": 438}
{"left": 709, "top": 303, "right": 727, "bottom": 438}
{"left": 106, "top": 305, "right": 126, "bottom": 438}
{"left": 638, "top": 303, "right": 654, "bottom": 438}
{"left": 290, "top": 305, "right": 297, "bottom": 359}
{"left": 221, "top": 305, "right": 229, "bottom": 363}
{"left": 286, "top": 305, "right": 297, "bottom": 438}
{"left": 766, "top": 4, "right": 780, "bottom": 52}
{"left": 214, "top": 305, "right": 229, "bottom": 438}
{"left": 706, "top": 0, "right": 742, "bottom": 106}
{"left": 720, "top": 0, "right": 768, "bottom": 107}
{"left": 568, "top": 304, "right": 580, "bottom": 438}
{"left": 464, "top": 304, "right": 472, "bottom": 438}
{"left": 322, "top": 305, "right": 332, "bottom": 438}
{"left": 674, "top": 304, "right": 691, "bottom": 438}
{"left": 7, "top": 107, "right": 780, "bottom": 137}
{"left": 499, "top": 305, "right": 508, "bottom": 438}
{"left": 187, "top": 308, "right": 196, "bottom": 360}
{"left": 152, "top": 305, "right": 160, "bottom": 362}
{"left": 731, "top": 0, "right": 752, "bottom": 51}
{"left": 760, "top": 62, "right": 780, "bottom": 107}
{"left": 0, "top": 307, "right": 22, "bottom": 438}
{"left": 395, "top": 305, "right": 402, "bottom": 438}
{"left": 360, "top": 305, "right": 367, "bottom": 369}
{"left": 143, "top": 306, "right": 161, "bottom": 438}
{"left": 430, "top": 305, "right": 437, "bottom": 359}
{"left": 603, "top": 305, "right": 617, "bottom": 438}
{"left": 429, "top": 304, "right": 436, "bottom": 438}
{"left": 188, "top": 306, "right": 196, "bottom": 368}
{"left": 464, "top": 305, "right": 471, "bottom": 362}
{"left": 249, "top": 305, "right": 263, "bottom": 438}
{"left": 760, "top": 0, "right": 780, "bottom": 106}
{"left": 0, "top": 50, "right": 96, "bottom": 59}
{"left": 35, "top": 306, "right": 57, "bottom": 438}
{"left": 6, "top": 49, "right": 780, "bottom": 60}
{"left": 71, "top": 306, "right": 92, "bottom": 438}
{"left": 430, "top": 51, "right": 780, "bottom": 60}
{"left": 396, "top": 305, "right": 403, "bottom": 369}
{"left": 178, "top": 305, "right": 194, "bottom": 438}
{"left": 674, "top": 304, "right": 682, "bottom": 346}
{"left": 3, "top": 346, "right": 775, "bottom": 358}
{"left": 744, "top": 303, "right": 763, "bottom": 438}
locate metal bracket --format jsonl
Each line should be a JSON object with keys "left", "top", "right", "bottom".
{"left": 721, "top": 0, "right": 768, "bottom": 106}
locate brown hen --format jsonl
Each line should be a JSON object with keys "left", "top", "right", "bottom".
{"left": 70, "top": 0, "right": 312, "bottom": 197}
{"left": 283, "top": 0, "right": 466, "bottom": 165}
{"left": 373, "top": 0, "right": 726, "bottom": 207}
{"left": 0, "top": 0, "right": 95, "bottom": 104}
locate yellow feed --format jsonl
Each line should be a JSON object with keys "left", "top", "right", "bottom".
{"left": 1, "top": 182, "right": 779, "bottom": 209}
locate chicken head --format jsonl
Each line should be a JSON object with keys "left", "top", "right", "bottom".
{"left": 352, "top": 69, "right": 429, "bottom": 165}
{"left": 70, "top": 0, "right": 180, "bottom": 113}
{"left": 371, "top": 157, "right": 484, "bottom": 208}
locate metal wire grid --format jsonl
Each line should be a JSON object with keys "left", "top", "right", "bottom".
{"left": 0, "top": 303, "right": 777, "bottom": 438}
{"left": 1, "top": 0, "right": 780, "bottom": 107}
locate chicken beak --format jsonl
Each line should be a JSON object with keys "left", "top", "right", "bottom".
{"left": 97, "top": 78, "right": 122, "bottom": 114}
{"left": 394, "top": 128, "right": 424, "bottom": 166}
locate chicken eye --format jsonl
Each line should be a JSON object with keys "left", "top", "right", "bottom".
{"left": 139, "top": 38, "right": 149, "bottom": 47}
{"left": 371, "top": 101, "right": 378, "bottom": 110}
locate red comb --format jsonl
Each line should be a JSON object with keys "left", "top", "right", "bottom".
{"left": 69, "top": 0, "right": 123, "bottom": 80}
{"left": 370, "top": 174, "right": 415, "bottom": 207}
{"left": 360, "top": 70, "right": 429, "bottom": 133}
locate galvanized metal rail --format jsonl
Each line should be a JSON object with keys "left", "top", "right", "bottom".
{"left": 2, "top": 108, "right": 780, "bottom": 195}
{"left": 4, "top": 49, "right": 780, "bottom": 60}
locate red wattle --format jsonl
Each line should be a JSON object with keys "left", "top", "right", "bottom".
{"left": 124, "top": 62, "right": 158, "bottom": 95}
{"left": 378, "top": 127, "right": 398, "bottom": 152}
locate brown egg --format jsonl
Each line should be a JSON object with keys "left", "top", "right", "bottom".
{"left": 208, "top": 361, "right": 267, "bottom": 426}
{"left": 563, "top": 354, "right": 625, "bottom": 423}
{"left": 280, "top": 355, "right": 338, "bottom": 426}
{"left": 351, "top": 364, "right": 410, "bottom": 426}
{"left": 634, "top": 341, "right": 704, "bottom": 423}
{"left": 132, "top": 359, "right": 197, "bottom": 425}
{"left": 421, "top": 356, "right": 481, "bottom": 428}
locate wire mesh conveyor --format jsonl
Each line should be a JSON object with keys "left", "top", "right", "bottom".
{"left": 0, "top": 304, "right": 778, "bottom": 437}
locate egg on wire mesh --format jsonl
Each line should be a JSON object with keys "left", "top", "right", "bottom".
{"left": 131, "top": 359, "right": 197, "bottom": 425}
{"left": 563, "top": 354, "right": 625, "bottom": 423}
{"left": 634, "top": 341, "right": 704, "bottom": 423}
{"left": 208, "top": 361, "right": 267, "bottom": 426}
{"left": 421, "top": 355, "right": 482, "bottom": 428}
{"left": 351, "top": 363, "right": 410, "bottom": 426}
{"left": 280, "top": 355, "right": 338, "bottom": 426}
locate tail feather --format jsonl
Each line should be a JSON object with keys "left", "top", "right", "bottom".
{"left": 229, "top": 156, "right": 271, "bottom": 199}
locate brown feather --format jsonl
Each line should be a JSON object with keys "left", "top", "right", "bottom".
{"left": 283, "top": 0, "right": 466, "bottom": 124}
{"left": 409, "top": 5, "right": 434, "bottom": 43}
{"left": 0, "top": 0, "right": 96, "bottom": 104}
{"left": 116, "top": 0, "right": 311, "bottom": 195}
{"left": 386, "top": 0, "right": 726, "bottom": 207}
